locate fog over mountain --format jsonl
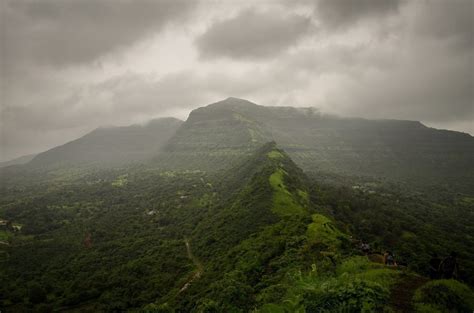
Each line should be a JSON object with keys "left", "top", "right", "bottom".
{"left": 1, "top": 0, "right": 473, "bottom": 162}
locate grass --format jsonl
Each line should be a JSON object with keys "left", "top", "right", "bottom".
{"left": 269, "top": 168, "right": 306, "bottom": 216}
{"left": 267, "top": 150, "right": 284, "bottom": 159}
{"left": 306, "top": 214, "right": 346, "bottom": 248}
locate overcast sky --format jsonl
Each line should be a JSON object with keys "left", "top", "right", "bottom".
{"left": 1, "top": 0, "right": 473, "bottom": 161}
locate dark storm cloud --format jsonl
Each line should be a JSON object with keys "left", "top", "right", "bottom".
{"left": 315, "top": 0, "right": 402, "bottom": 30}
{"left": 2, "top": 0, "right": 195, "bottom": 68}
{"left": 196, "top": 9, "right": 312, "bottom": 59}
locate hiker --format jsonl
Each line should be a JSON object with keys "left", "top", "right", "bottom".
{"left": 428, "top": 253, "right": 441, "bottom": 279}
{"left": 361, "top": 243, "right": 371, "bottom": 254}
{"left": 440, "top": 252, "right": 459, "bottom": 279}
{"left": 384, "top": 251, "right": 397, "bottom": 266}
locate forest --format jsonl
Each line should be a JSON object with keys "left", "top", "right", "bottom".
{"left": 1, "top": 142, "right": 473, "bottom": 312}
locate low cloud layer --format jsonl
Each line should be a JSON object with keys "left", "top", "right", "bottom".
{"left": 1, "top": 0, "right": 473, "bottom": 161}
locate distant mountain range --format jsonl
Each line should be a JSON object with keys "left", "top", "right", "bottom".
{"left": 0, "top": 154, "right": 37, "bottom": 168}
{"left": 27, "top": 117, "right": 182, "bottom": 168}
{"left": 5, "top": 97, "right": 474, "bottom": 188}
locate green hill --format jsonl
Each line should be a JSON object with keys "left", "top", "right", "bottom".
{"left": 157, "top": 98, "right": 474, "bottom": 192}
{"left": 0, "top": 154, "right": 37, "bottom": 168}
{"left": 29, "top": 117, "right": 183, "bottom": 168}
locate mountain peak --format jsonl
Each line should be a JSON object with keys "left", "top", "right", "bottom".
{"left": 207, "top": 97, "right": 259, "bottom": 109}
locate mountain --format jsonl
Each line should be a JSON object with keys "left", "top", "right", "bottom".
{"left": 157, "top": 97, "right": 474, "bottom": 190}
{"left": 0, "top": 154, "right": 37, "bottom": 168}
{"left": 28, "top": 117, "right": 183, "bottom": 168}
{"left": 17, "top": 97, "right": 474, "bottom": 191}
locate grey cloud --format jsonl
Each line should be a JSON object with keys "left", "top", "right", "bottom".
{"left": 409, "top": 0, "right": 473, "bottom": 49}
{"left": 2, "top": 0, "right": 195, "bottom": 68}
{"left": 312, "top": 46, "right": 473, "bottom": 125}
{"left": 315, "top": 0, "right": 402, "bottom": 30}
{"left": 3, "top": 72, "right": 204, "bottom": 132}
{"left": 196, "top": 9, "right": 312, "bottom": 59}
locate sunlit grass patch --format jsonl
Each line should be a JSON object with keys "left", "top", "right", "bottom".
{"left": 269, "top": 168, "right": 305, "bottom": 215}
{"left": 306, "top": 214, "right": 346, "bottom": 248}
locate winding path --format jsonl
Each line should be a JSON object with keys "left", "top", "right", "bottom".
{"left": 389, "top": 273, "right": 428, "bottom": 312}
{"left": 178, "top": 237, "right": 204, "bottom": 294}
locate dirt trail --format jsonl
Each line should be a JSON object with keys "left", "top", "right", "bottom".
{"left": 389, "top": 273, "right": 428, "bottom": 312}
{"left": 178, "top": 237, "right": 204, "bottom": 294}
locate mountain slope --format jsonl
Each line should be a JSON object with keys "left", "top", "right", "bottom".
{"left": 29, "top": 117, "right": 183, "bottom": 168}
{"left": 154, "top": 98, "right": 270, "bottom": 171}
{"left": 0, "top": 154, "right": 37, "bottom": 168}
{"left": 158, "top": 98, "right": 474, "bottom": 190}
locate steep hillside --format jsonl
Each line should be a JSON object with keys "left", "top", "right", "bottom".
{"left": 155, "top": 98, "right": 270, "bottom": 171}
{"left": 29, "top": 117, "right": 183, "bottom": 168}
{"left": 0, "top": 153, "right": 37, "bottom": 168}
{"left": 157, "top": 97, "right": 474, "bottom": 191}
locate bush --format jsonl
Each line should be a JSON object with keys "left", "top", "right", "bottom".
{"left": 301, "top": 279, "right": 388, "bottom": 312}
{"left": 413, "top": 279, "right": 474, "bottom": 313}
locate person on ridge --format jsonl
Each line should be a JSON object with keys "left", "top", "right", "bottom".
{"left": 440, "top": 252, "right": 459, "bottom": 279}
{"left": 384, "top": 251, "right": 397, "bottom": 266}
{"left": 361, "top": 243, "right": 370, "bottom": 254}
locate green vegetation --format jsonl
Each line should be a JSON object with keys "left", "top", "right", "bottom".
{"left": 309, "top": 173, "right": 474, "bottom": 285}
{"left": 111, "top": 174, "right": 128, "bottom": 187}
{"left": 155, "top": 98, "right": 474, "bottom": 194}
{"left": 0, "top": 135, "right": 473, "bottom": 311}
{"left": 306, "top": 214, "right": 346, "bottom": 249}
{"left": 413, "top": 279, "right": 474, "bottom": 312}
{"left": 258, "top": 257, "right": 401, "bottom": 312}
{"left": 269, "top": 168, "right": 306, "bottom": 216}
{"left": 267, "top": 150, "right": 284, "bottom": 159}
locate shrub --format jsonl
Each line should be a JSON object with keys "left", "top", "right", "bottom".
{"left": 413, "top": 279, "right": 474, "bottom": 313}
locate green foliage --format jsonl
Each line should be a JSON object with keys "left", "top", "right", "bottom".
{"left": 413, "top": 279, "right": 474, "bottom": 313}
{"left": 269, "top": 168, "right": 306, "bottom": 215}
{"left": 268, "top": 150, "right": 284, "bottom": 159}
{"left": 257, "top": 257, "right": 400, "bottom": 313}
{"left": 1, "top": 139, "right": 473, "bottom": 312}
{"left": 306, "top": 214, "right": 347, "bottom": 249}
{"left": 309, "top": 174, "right": 474, "bottom": 285}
